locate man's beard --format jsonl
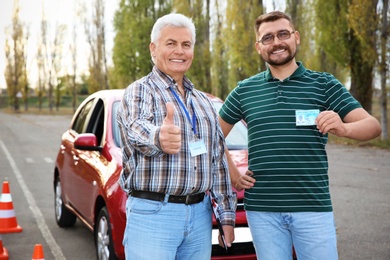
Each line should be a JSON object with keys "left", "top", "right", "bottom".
{"left": 264, "top": 45, "right": 296, "bottom": 66}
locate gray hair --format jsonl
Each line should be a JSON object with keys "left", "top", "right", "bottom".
{"left": 150, "top": 13, "right": 196, "bottom": 45}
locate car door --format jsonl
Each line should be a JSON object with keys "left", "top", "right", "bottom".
{"left": 71, "top": 99, "right": 108, "bottom": 222}
{"left": 60, "top": 98, "right": 95, "bottom": 206}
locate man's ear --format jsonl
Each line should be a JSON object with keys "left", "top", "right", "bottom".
{"left": 295, "top": 31, "right": 301, "bottom": 45}
{"left": 149, "top": 42, "right": 156, "bottom": 56}
{"left": 255, "top": 41, "right": 262, "bottom": 55}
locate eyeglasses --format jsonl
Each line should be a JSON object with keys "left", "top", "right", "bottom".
{"left": 257, "top": 30, "right": 295, "bottom": 45}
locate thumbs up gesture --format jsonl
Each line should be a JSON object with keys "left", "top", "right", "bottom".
{"left": 159, "top": 102, "right": 181, "bottom": 154}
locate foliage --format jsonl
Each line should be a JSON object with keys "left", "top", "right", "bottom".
{"left": 286, "top": 0, "right": 333, "bottom": 75}
{"left": 315, "top": 0, "right": 379, "bottom": 113}
{"left": 82, "top": 0, "right": 110, "bottom": 92}
{"left": 223, "top": 0, "right": 264, "bottom": 97}
{"left": 4, "top": 1, "right": 28, "bottom": 111}
{"left": 111, "top": 0, "right": 172, "bottom": 89}
{"left": 348, "top": 0, "right": 379, "bottom": 113}
{"left": 210, "top": 0, "right": 229, "bottom": 98}
{"left": 3, "top": 0, "right": 389, "bottom": 140}
{"left": 174, "top": 0, "right": 212, "bottom": 93}
{"left": 111, "top": 0, "right": 265, "bottom": 97}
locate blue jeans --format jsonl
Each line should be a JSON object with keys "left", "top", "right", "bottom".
{"left": 246, "top": 211, "right": 338, "bottom": 260}
{"left": 123, "top": 194, "right": 212, "bottom": 260}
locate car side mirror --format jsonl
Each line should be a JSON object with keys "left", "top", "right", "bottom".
{"left": 74, "top": 133, "right": 102, "bottom": 152}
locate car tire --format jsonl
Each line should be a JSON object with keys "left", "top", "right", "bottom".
{"left": 95, "top": 206, "right": 117, "bottom": 260}
{"left": 54, "top": 176, "right": 77, "bottom": 227}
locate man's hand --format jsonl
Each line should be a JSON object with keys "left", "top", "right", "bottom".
{"left": 316, "top": 109, "right": 381, "bottom": 141}
{"left": 233, "top": 170, "right": 256, "bottom": 191}
{"left": 159, "top": 102, "right": 181, "bottom": 154}
{"left": 316, "top": 110, "right": 347, "bottom": 136}
{"left": 219, "top": 225, "right": 234, "bottom": 248}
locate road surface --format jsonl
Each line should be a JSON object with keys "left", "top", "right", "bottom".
{"left": 0, "top": 111, "right": 389, "bottom": 259}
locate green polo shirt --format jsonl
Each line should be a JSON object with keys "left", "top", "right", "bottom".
{"left": 220, "top": 62, "right": 361, "bottom": 212}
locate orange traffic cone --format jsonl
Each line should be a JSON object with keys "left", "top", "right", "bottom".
{"left": 0, "top": 235, "right": 8, "bottom": 260}
{"left": 0, "top": 181, "right": 22, "bottom": 234}
{"left": 31, "top": 244, "right": 44, "bottom": 260}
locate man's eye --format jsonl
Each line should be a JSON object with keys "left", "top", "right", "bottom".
{"left": 262, "top": 35, "right": 273, "bottom": 41}
{"left": 278, "top": 31, "right": 290, "bottom": 37}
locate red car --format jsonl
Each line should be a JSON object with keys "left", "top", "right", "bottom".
{"left": 53, "top": 89, "right": 256, "bottom": 260}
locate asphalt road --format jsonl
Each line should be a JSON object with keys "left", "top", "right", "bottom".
{"left": 0, "top": 111, "right": 389, "bottom": 259}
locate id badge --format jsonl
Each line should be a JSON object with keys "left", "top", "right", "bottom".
{"left": 295, "top": 109, "right": 319, "bottom": 126}
{"left": 189, "top": 139, "right": 207, "bottom": 157}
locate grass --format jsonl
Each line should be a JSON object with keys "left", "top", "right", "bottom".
{"left": 1, "top": 107, "right": 75, "bottom": 116}
{"left": 328, "top": 96, "right": 390, "bottom": 149}
{"left": 328, "top": 135, "right": 390, "bottom": 149}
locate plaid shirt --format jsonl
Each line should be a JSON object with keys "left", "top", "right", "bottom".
{"left": 117, "top": 66, "right": 236, "bottom": 225}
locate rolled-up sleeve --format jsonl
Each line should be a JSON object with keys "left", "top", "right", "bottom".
{"left": 117, "top": 80, "right": 164, "bottom": 157}
{"left": 212, "top": 113, "right": 237, "bottom": 226}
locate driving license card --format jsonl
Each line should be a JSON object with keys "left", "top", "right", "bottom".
{"left": 189, "top": 139, "right": 207, "bottom": 157}
{"left": 295, "top": 109, "right": 319, "bottom": 126}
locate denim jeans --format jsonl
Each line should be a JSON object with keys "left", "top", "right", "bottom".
{"left": 246, "top": 211, "right": 338, "bottom": 260}
{"left": 123, "top": 194, "right": 212, "bottom": 260}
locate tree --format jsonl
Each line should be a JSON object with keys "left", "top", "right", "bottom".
{"left": 224, "top": 0, "right": 265, "bottom": 96}
{"left": 82, "top": 0, "right": 110, "bottom": 93}
{"left": 174, "top": 0, "right": 212, "bottom": 93}
{"left": 4, "top": 0, "right": 28, "bottom": 112}
{"left": 285, "top": 1, "right": 315, "bottom": 68}
{"left": 378, "top": 0, "right": 389, "bottom": 140}
{"left": 36, "top": 6, "right": 48, "bottom": 111}
{"left": 348, "top": 0, "right": 379, "bottom": 114}
{"left": 52, "top": 23, "right": 67, "bottom": 111}
{"left": 36, "top": 43, "right": 45, "bottom": 111}
{"left": 112, "top": 0, "right": 172, "bottom": 89}
{"left": 21, "top": 27, "right": 30, "bottom": 111}
{"left": 211, "top": 0, "right": 229, "bottom": 98}
{"left": 315, "top": 0, "right": 379, "bottom": 113}
{"left": 37, "top": 2, "right": 67, "bottom": 112}
{"left": 69, "top": 0, "right": 81, "bottom": 112}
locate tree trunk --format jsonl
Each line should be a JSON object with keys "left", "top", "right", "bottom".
{"left": 379, "top": 0, "right": 389, "bottom": 140}
{"left": 349, "top": 37, "right": 374, "bottom": 114}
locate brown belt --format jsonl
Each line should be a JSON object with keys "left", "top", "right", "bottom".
{"left": 130, "top": 190, "right": 205, "bottom": 205}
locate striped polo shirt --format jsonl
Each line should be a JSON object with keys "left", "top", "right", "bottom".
{"left": 219, "top": 62, "right": 361, "bottom": 212}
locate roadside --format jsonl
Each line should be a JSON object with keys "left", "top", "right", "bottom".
{"left": 327, "top": 144, "right": 390, "bottom": 259}
{"left": 1, "top": 111, "right": 389, "bottom": 259}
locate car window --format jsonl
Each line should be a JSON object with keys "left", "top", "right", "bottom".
{"left": 212, "top": 101, "right": 248, "bottom": 150}
{"left": 112, "top": 101, "right": 122, "bottom": 148}
{"left": 72, "top": 99, "right": 94, "bottom": 134}
{"left": 87, "top": 99, "right": 104, "bottom": 145}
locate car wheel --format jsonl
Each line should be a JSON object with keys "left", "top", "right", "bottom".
{"left": 54, "top": 176, "right": 76, "bottom": 227}
{"left": 95, "top": 207, "right": 117, "bottom": 260}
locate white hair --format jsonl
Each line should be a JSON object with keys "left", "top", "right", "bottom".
{"left": 150, "top": 13, "right": 196, "bottom": 45}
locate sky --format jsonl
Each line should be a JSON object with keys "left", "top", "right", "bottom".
{"left": 0, "top": 0, "right": 119, "bottom": 90}
{"left": 0, "top": 0, "right": 284, "bottom": 90}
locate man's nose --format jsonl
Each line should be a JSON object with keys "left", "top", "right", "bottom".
{"left": 174, "top": 45, "right": 185, "bottom": 53}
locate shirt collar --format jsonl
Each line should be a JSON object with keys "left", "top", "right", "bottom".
{"left": 152, "top": 66, "right": 194, "bottom": 92}
{"left": 265, "top": 61, "right": 306, "bottom": 81}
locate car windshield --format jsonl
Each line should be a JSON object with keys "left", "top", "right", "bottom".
{"left": 112, "top": 100, "right": 248, "bottom": 150}
{"left": 211, "top": 101, "right": 248, "bottom": 150}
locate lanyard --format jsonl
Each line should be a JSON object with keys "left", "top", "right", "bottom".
{"left": 169, "top": 87, "right": 197, "bottom": 135}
